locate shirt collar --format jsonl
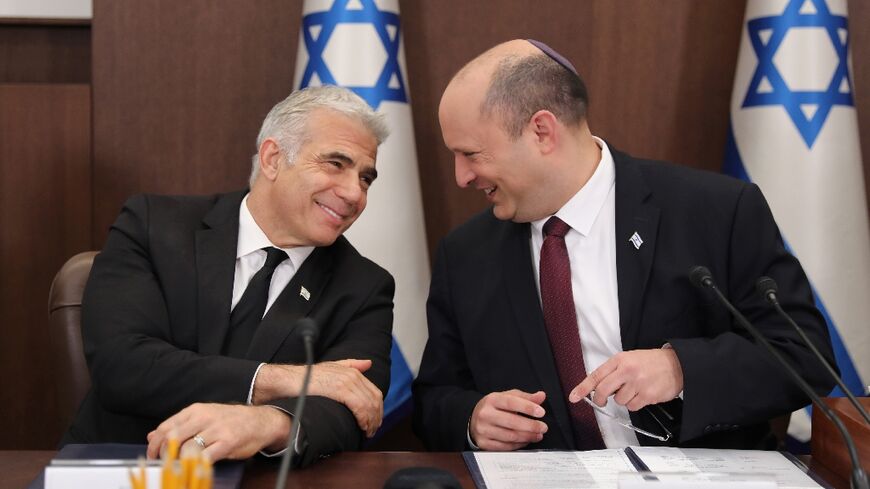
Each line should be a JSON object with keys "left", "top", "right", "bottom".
{"left": 237, "top": 194, "right": 315, "bottom": 268}
{"left": 531, "top": 136, "right": 615, "bottom": 237}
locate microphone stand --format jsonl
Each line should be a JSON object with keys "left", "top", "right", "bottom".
{"left": 690, "top": 266, "right": 868, "bottom": 489}
{"left": 757, "top": 277, "right": 870, "bottom": 425}
{"left": 274, "top": 319, "right": 318, "bottom": 489}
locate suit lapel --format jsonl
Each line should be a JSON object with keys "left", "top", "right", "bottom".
{"left": 245, "top": 244, "right": 334, "bottom": 361}
{"left": 196, "top": 191, "right": 247, "bottom": 355}
{"left": 613, "top": 152, "right": 660, "bottom": 350}
{"left": 501, "top": 222, "right": 576, "bottom": 449}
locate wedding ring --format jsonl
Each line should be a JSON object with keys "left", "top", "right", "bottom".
{"left": 193, "top": 434, "right": 206, "bottom": 449}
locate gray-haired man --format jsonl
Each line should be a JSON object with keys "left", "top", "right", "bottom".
{"left": 63, "top": 86, "right": 395, "bottom": 467}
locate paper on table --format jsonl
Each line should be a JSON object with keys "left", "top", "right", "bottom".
{"left": 473, "top": 449, "right": 636, "bottom": 489}
{"left": 629, "top": 447, "right": 821, "bottom": 489}
{"left": 45, "top": 465, "right": 163, "bottom": 489}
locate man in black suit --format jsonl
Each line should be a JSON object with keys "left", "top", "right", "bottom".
{"left": 63, "top": 85, "right": 395, "bottom": 467}
{"left": 413, "top": 40, "right": 835, "bottom": 452}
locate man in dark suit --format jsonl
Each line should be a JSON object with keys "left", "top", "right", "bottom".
{"left": 63, "top": 86, "right": 395, "bottom": 467}
{"left": 413, "top": 40, "right": 835, "bottom": 452}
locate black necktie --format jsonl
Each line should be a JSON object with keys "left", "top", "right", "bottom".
{"left": 223, "top": 247, "right": 289, "bottom": 357}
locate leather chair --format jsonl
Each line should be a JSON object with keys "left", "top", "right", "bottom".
{"left": 48, "top": 251, "right": 98, "bottom": 434}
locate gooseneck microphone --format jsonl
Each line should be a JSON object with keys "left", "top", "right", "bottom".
{"left": 689, "top": 266, "right": 868, "bottom": 489}
{"left": 275, "top": 317, "right": 319, "bottom": 489}
{"left": 756, "top": 276, "right": 870, "bottom": 425}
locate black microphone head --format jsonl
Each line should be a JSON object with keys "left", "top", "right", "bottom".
{"left": 688, "top": 265, "right": 714, "bottom": 289}
{"left": 383, "top": 467, "right": 462, "bottom": 489}
{"left": 756, "top": 276, "right": 778, "bottom": 304}
{"left": 296, "top": 317, "right": 319, "bottom": 342}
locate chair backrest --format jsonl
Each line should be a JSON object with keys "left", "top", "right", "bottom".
{"left": 48, "top": 251, "right": 98, "bottom": 432}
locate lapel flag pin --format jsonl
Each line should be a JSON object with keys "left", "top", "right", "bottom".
{"left": 629, "top": 231, "right": 643, "bottom": 250}
{"left": 300, "top": 286, "right": 311, "bottom": 301}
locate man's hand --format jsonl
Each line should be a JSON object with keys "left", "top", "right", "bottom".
{"left": 146, "top": 403, "right": 291, "bottom": 461}
{"left": 569, "top": 349, "right": 683, "bottom": 411}
{"left": 253, "top": 359, "right": 383, "bottom": 437}
{"left": 469, "top": 390, "right": 548, "bottom": 451}
{"left": 308, "top": 359, "right": 383, "bottom": 437}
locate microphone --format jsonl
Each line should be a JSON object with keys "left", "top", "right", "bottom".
{"left": 756, "top": 276, "right": 870, "bottom": 425}
{"left": 275, "top": 317, "right": 319, "bottom": 489}
{"left": 689, "top": 266, "right": 868, "bottom": 489}
{"left": 688, "top": 265, "right": 714, "bottom": 288}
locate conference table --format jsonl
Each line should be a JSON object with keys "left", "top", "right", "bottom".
{"left": 1, "top": 450, "right": 848, "bottom": 489}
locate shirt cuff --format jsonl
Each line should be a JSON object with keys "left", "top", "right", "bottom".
{"left": 466, "top": 418, "right": 481, "bottom": 450}
{"left": 246, "top": 362, "right": 267, "bottom": 405}
{"left": 258, "top": 405, "right": 304, "bottom": 457}
{"left": 661, "top": 343, "right": 684, "bottom": 400}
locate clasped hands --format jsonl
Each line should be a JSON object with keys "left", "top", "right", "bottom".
{"left": 469, "top": 348, "right": 683, "bottom": 451}
{"left": 147, "top": 359, "right": 382, "bottom": 461}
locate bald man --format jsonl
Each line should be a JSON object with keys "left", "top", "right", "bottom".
{"left": 412, "top": 40, "right": 835, "bottom": 452}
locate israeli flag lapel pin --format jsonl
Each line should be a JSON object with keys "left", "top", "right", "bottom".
{"left": 629, "top": 231, "right": 643, "bottom": 250}
{"left": 300, "top": 286, "right": 311, "bottom": 301}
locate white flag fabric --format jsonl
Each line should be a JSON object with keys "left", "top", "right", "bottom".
{"left": 726, "top": 0, "right": 869, "bottom": 441}
{"left": 293, "top": 0, "right": 430, "bottom": 429}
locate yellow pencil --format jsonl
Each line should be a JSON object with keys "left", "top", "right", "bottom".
{"left": 166, "top": 430, "right": 181, "bottom": 462}
{"left": 200, "top": 454, "right": 214, "bottom": 489}
{"left": 189, "top": 464, "right": 203, "bottom": 489}
{"left": 138, "top": 456, "right": 147, "bottom": 489}
{"left": 201, "top": 462, "right": 214, "bottom": 489}
{"left": 180, "top": 443, "right": 200, "bottom": 488}
{"left": 127, "top": 467, "right": 138, "bottom": 489}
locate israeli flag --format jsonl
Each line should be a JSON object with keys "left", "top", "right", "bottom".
{"left": 294, "top": 0, "right": 430, "bottom": 433}
{"left": 725, "top": 0, "right": 869, "bottom": 441}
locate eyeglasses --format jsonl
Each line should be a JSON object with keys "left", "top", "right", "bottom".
{"left": 581, "top": 394, "right": 673, "bottom": 442}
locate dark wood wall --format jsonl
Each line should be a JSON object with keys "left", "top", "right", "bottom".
{"left": 1, "top": 0, "right": 869, "bottom": 449}
{"left": 88, "top": 0, "right": 870, "bottom": 254}
{"left": 90, "top": 1, "right": 302, "bottom": 245}
{"left": 0, "top": 18, "right": 92, "bottom": 449}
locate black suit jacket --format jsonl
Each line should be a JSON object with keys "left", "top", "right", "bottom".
{"left": 413, "top": 150, "right": 835, "bottom": 451}
{"left": 63, "top": 190, "right": 394, "bottom": 467}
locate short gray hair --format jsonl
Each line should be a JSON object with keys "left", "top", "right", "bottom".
{"left": 249, "top": 85, "right": 389, "bottom": 186}
{"left": 481, "top": 53, "right": 588, "bottom": 139}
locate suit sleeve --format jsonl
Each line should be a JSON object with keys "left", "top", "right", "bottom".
{"left": 412, "top": 241, "right": 484, "bottom": 450}
{"left": 82, "top": 196, "right": 262, "bottom": 419}
{"left": 275, "top": 269, "right": 395, "bottom": 467}
{"left": 668, "top": 183, "right": 836, "bottom": 441}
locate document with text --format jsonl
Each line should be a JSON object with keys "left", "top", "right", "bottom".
{"left": 463, "top": 447, "right": 823, "bottom": 489}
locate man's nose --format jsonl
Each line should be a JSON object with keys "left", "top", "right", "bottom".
{"left": 454, "top": 157, "right": 475, "bottom": 188}
{"left": 336, "top": 172, "right": 364, "bottom": 204}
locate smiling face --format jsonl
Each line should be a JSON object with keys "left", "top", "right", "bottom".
{"left": 250, "top": 108, "right": 379, "bottom": 247}
{"left": 439, "top": 79, "right": 554, "bottom": 223}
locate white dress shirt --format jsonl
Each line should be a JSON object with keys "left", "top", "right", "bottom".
{"left": 235, "top": 194, "right": 314, "bottom": 455}
{"left": 529, "top": 137, "right": 640, "bottom": 448}
{"left": 233, "top": 195, "right": 314, "bottom": 314}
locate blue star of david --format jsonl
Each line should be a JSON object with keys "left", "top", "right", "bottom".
{"left": 299, "top": 0, "right": 407, "bottom": 109}
{"left": 743, "top": 0, "right": 853, "bottom": 148}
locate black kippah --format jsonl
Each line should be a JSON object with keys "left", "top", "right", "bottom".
{"left": 527, "top": 39, "right": 579, "bottom": 76}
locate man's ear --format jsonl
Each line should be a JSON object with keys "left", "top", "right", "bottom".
{"left": 258, "top": 138, "right": 283, "bottom": 181}
{"left": 527, "top": 110, "right": 558, "bottom": 154}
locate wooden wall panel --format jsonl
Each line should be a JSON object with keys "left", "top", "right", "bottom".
{"left": 91, "top": 1, "right": 300, "bottom": 245}
{"left": 0, "top": 24, "right": 90, "bottom": 83}
{"left": 850, "top": 0, "right": 870, "bottom": 219}
{"left": 0, "top": 84, "right": 91, "bottom": 449}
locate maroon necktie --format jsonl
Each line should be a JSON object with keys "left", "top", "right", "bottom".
{"left": 540, "top": 216, "right": 605, "bottom": 450}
